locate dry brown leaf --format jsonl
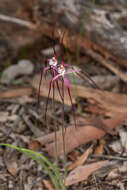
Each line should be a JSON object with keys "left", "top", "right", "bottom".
{"left": 66, "top": 160, "right": 108, "bottom": 186}
{"left": 0, "top": 88, "right": 32, "bottom": 98}
{"left": 94, "top": 139, "right": 104, "bottom": 155}
{"left": 67, "top": 145, "right": 93, "bottom": 171}
{"left": 44, "top": 125, "right": 105, "bottom": 157}
{"left": 33, "top": 112, "right": 127, "bottom": 157}
{"left": 43, "top": 179, "right": 55, "bottom": 190}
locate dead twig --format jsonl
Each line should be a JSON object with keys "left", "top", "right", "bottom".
{"left": 0, "top": 14, "right": 36, "bottom": 29}
{"left": 22, "top": 115, "right": 44, "bottom": 137}
{"left": 92, "top": 155, "right": 127, "bottom": 161}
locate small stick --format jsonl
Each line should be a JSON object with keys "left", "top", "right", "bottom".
{"left": 92, "top": 154, "right": 127, "bottom": 161}
{"left": 0, "top": 14, "right": 36, "bottom": 29}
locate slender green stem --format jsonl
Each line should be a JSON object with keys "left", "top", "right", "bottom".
{"left": 61, "top": 80, "right": 67, "bottom": 182}
{"left": 52, "top": 82, "right": 58, "bottom": 168}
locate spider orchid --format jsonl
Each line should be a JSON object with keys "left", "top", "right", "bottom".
{"left": 38, "top": 30, "right": 100, "bottom": 127}
{"left": 37, "top": 55, "right": 64, "bottom": 107}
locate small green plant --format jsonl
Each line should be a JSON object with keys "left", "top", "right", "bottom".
{"left": 0, "top": 143, "right": 66, "bottom": 190}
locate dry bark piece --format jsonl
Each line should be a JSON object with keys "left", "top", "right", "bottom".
{"left": 66, "top": 160, "right": 108, "bottom": 186}
{"left": 32, "top": 112, "right": 127, "bottom": 157}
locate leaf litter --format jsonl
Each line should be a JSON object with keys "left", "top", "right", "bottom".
{"left": 1, "top": 47, "right": 127, "bottom": 189}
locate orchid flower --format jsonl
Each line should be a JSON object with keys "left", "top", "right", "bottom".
{"left": 37, "top": 32, "right": 66, "bottom": 122}
{"left": 38, "top": 56, "right": 64, "bottom": 106}
{"left": 37, "top": 56, "right": 57, "bottom": 104}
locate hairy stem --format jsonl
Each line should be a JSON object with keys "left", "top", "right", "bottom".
{"left": 52, "top": 82, "right": 58, "bottom": 169}
{"left": 61, "top": 79, "right": 67, "bottom": 182}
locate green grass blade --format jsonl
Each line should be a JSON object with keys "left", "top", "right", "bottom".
{"left": 24, "top": 148, "right": 66, "bottom": 190}
{"left": 0, "top": 143, "right": 66, "bottom": 190}
{"left": 22, "top": 150, "right": 60, "bottom": 190}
